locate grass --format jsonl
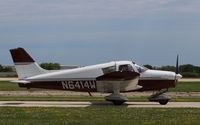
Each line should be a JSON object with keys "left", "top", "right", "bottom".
{"left": 170, "top": 82, "right": 200, "bottom": 92}
{"left": 0, "top": 107, "right": 200, "bottom": 125}
{"left": 0, "top": 81, "right": 200, "bottom": 92}
{"left": 0, "top": 81, "right": 25, "bottom": 91}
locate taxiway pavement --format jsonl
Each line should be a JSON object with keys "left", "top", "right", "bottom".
{"left": 0, "top": 101, "right": 200, "bottom": 108}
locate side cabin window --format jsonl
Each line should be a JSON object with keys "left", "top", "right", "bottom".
{"left": 119, "top": 64, "right": 134, "bottom": 72}
{"left": 102, "top": 66, "right": 116, "bottom": 74}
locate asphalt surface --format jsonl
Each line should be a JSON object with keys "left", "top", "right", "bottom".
{"left": 0, "top": 101, "right": 200, "bottom": 108}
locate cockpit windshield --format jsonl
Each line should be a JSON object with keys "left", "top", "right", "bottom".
{"left": 135, "top": 64, "right": 148, "bottom": 73}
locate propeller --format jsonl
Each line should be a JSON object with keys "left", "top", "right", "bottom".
{"left": 175, "top": 54, "right": 182, "bottom": 82}
{"left": 176, "top": 55, "right": 179, "bottom": 74}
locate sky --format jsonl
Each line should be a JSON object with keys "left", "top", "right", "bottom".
{"left": 0, "top": 0, "right": 200, "bottom": 66}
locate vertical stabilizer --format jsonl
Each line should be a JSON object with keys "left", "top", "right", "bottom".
{"left": 10, "top": 47, "right": 47, "bottom": 79}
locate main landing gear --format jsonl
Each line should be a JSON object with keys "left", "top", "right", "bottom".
{"left": 104, "top": 87, "right": 128, "bottom": 105}
{"left": 148, "top": 89, "right": 171, "bottom": 105}
{"left": 105, "top": 93, "right": 128, "bottom": 105}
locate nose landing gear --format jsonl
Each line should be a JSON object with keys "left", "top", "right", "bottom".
{"left": 148, "top": 89, "right": 171, "bottom": 105}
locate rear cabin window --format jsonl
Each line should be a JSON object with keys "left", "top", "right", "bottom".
{"left": 102, "top": 66, "right": 116, "bottom": 74}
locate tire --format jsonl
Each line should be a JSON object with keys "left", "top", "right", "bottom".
{"left": 112, "top": 100, "right": 125, "bottom": 105}
{"left": 159, "top": 100, "right": 169, "bottom": 105}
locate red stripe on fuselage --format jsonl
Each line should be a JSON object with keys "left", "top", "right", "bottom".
{"left": 137, "top": 79, "right": 176, "bottom": 91}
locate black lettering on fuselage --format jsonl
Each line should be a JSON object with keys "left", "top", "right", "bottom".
{"left": 61, "top": 80, "right": 96, "bottom": 90}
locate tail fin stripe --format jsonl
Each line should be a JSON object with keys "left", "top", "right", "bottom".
{"left": 10, "top": 48, "right": 35, "bottom": 63}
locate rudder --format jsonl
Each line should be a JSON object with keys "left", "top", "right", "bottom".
{"left": 10, "top": 47, "right": 47, "bottom": 79}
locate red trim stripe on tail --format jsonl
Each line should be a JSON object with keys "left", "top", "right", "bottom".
{"left": 10, "top": 47, "right": 35, "bottom": 63}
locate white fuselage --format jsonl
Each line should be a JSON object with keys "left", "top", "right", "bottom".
{"left": 17, "top": 61, "right": 181, "bottom": 92}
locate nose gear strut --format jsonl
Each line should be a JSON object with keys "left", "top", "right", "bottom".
{"left": 148, "top": 89, "right": 171, "bottom": 105}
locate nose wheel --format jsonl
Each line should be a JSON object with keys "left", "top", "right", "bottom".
{"left": 111, "top": 100, "right": 126, "bottom": 105}
{"left": 158, "top": 100, "right": 169, "bottom": 105}
{"left": 148, "top": 89, "right": 171, "bottom": 105}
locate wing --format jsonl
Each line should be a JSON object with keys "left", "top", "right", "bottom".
{"left": 96, "top": 71, "right": 142, "bottom": 92}
{"left": 96, "top": 71, "right": 140, "bottom": 81}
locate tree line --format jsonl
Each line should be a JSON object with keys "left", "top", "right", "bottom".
{"left": 1, "top": 63, "right": 200, "bottom": 78}
{"left": 0, "top": 65, "right": 13, "bottom": 72}
{"left": 144, "top": 64, "right": 200, "bottom": 78}
{"left": 40, "top": 63, "right": 60, "bottom": 70}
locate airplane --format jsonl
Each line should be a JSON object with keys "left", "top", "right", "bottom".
{"left": 10, "top": 47, "right": 182, "bottom": 105}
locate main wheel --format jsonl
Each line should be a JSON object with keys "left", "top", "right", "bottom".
{"left": 112, "top": 100, "right": 125, "bottom": 105}
{"left": 159, "top": 100, "right": 169, "bottom": 105}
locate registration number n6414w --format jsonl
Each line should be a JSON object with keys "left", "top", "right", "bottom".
{"left": 61, "top": 80, "right": 96, "bottom": 90}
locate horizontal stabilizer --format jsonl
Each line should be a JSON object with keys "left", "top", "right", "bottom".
{"left": 11, "top": 80, "right": 31, "bottom": 84}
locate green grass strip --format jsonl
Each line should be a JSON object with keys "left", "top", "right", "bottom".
{"left": 0, "top": 107, "right": 200, "bottom": 125}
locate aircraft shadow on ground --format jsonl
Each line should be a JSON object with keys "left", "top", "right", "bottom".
{"left": 89, "top": 102, "right": 159, "bottom": 107}
{"left": 0, "top": 102, "right": 160, "bottom": 107}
